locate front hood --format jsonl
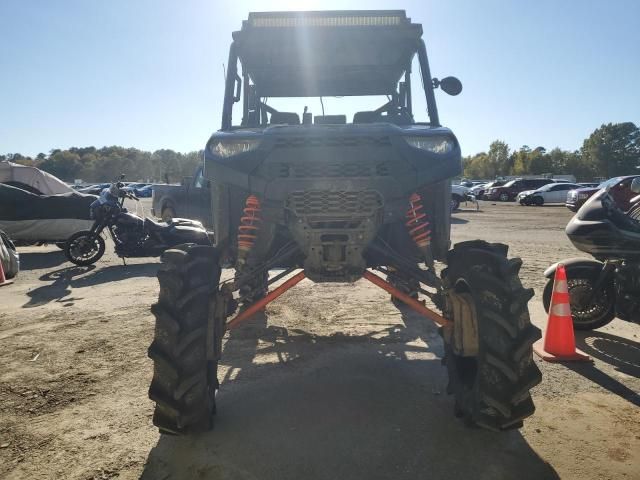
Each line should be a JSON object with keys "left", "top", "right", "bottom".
{"left": 208, "top": 123, "right": 455, "bottom": 142}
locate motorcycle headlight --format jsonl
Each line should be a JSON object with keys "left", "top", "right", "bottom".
{"left": 209, "top": 139, "right": 261, "bottom": 158}
{"left": 404, "top": 136, "right": 454, "bottom": 154}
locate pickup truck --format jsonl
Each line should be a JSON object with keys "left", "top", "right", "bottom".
{"left": 151, "top": 166, "right": 211, "bottom": 227}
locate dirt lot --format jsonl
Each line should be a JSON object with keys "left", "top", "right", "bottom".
{"left": 1, "top": 201, "right": 638, "bottom": 480}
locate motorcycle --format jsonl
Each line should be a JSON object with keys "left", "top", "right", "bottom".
{"left": 64, "top": 177, "right": 212, "bottom": 266}
{"left": 543, "top": 177, "right": 640, "bottom": 329}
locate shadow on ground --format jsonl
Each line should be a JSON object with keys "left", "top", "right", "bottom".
{"left": 141, "top": 307, "right": 558, "bottom": 480}
{"left": 569, "top": 330, "right": 640, "bottom": 407}
{"left": 22, "top": 263, "right": 158, "bottom": 308}
{"left": 18, "top": 249, "right": 67, "bottom": 270}
{"left": 450, "top": 216, "right": 469, "bottom": 224}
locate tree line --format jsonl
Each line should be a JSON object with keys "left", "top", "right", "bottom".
{"left": 464, "top": 122, "right": 639, "bottom": 180}
{"left": 0, "top": 146, "right": 203, "bottom": 184}
{"left": 2, "top": 122, "right": 638, "bottom": 184}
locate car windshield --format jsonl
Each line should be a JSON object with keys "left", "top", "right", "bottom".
{"left": 502, "top": 180, "right": 516, "bottom": 187}
{"left": 598, "top": 177, "right": 623, "bottom": 189}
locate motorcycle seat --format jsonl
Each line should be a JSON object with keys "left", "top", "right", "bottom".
{"left": 144, "top": 217, "right": 169, "bottom": 232}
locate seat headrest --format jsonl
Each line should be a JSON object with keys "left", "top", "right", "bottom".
{"left": 270, "top": 112, "right": 300, "bottom": 125}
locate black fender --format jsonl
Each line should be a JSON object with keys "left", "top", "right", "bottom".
{"left": 543, "top": 257, "right": 604, "bottom": 278}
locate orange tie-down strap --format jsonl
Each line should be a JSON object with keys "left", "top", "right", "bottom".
{"left": 226, "top": 270, "right": 451, "bottom": 330}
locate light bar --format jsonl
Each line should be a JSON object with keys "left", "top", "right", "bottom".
{"left": 249, "top": 14, "right": 405, "bottom": 28}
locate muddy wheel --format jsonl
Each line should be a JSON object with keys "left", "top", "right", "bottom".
{"left": 442, "top": 240, "right": 542, "bottom": 431}
{"left": 148, "top": 243, "right": 221, "bottom": 435}
{"left": 64, "top": 231, "right": 105, "bottom": 266}
{"left": 542, "top": 272, "right": 615, "bottom": 330}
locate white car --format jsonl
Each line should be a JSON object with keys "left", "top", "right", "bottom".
{"left": 451, "top": 184, "right": 477, "bottom": 211}
{"left": 519, "top": 182, "right": 581, "bottom": 205}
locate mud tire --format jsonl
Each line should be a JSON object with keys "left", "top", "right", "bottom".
{"left": 148, "top": 243, "right": 221, "bottom": 435}
{"left": 442, "top": 240, "right": 542, "bottom": 431}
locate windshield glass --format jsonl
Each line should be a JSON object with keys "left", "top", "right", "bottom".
{"left": 231, "top": 55, "right": 431, "bottom": 127}
{"left": 503, "top": 180, "right": 516, "bottom": 187}
{"left": 598, "top": 177, "right": 623, "bottom": 188}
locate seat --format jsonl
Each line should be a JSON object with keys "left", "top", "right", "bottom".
{"left": 270, "top": 112, "right": 300, "bottom": 125}
{"left": 144, "top": 217, "right": 168, "bottom": 232}
{"left": 314, "top": 115, "right": 347, "bottom": 125}
{"left": 353, "top": 111, "right": 379, "bottom": 123}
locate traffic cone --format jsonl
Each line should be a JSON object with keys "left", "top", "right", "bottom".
{"left": 534, "top": 264, "right": 590, "bottom": 362}
{"left": 0, "top": 258, "right": 13, "bottom": 287}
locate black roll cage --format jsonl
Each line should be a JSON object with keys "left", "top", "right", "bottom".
{"left": 221, "top": 39, "right": 441, "bottom": 130}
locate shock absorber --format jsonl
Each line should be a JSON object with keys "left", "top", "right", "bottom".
{"left": 237, "top": 194, "right": 262, "bottom": 264}
{"left": 406, "top": 192, "right": 431, "bottom": 249}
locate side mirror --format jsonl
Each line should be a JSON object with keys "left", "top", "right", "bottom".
{"left": 631, "top": 177, "right": 640, "bottom": 193}
{"left": 434, "top": 76, "right": 463, "bottom": 96}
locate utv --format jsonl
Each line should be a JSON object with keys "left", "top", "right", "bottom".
{"left": 148, "top": 10, "right": 542, "bottom": 435}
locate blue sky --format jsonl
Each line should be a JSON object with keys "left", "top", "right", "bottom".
{"left": 1, "top": 0, "right": 638, "bottom": 157}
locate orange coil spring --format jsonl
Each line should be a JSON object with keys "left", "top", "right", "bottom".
{"left": 237, "top": 195, "right": 262, "bottom": 252}
{"left": 406, "top": 192, "right": 431, "bottom": 248}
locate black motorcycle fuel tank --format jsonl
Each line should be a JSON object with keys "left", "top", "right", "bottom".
{"left": 117, "top": 211, "right": 144, "bottom": 228}
{"left": 566, "top": 190, "right": 640, "bottom": 259}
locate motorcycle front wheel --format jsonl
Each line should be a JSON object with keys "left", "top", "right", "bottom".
{"left": 542, "top": 271, "right": 616, "bottom": 330}
{"left": 64, "top": 231, "right": 106, "bottom": 266}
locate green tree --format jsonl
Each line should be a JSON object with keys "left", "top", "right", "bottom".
{"left": 487, "top": 140, "right": 511, "bottom": 176}
{"left": 581, "top": 122, "right": 640, "bottom": 177}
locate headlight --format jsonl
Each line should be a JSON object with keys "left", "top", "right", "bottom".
{"left": 404, "top": 136, "right": 454, "bottom": 154}
{"left": 209, "top": 139, "right": 260, "bottom": 158}
{"left": 578, "top": 193, "right": 589, "bottom": 200}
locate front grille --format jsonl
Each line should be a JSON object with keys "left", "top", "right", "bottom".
{"left": 270, "top": 161, "right": 390, "bottom": 178}
{"left": 286, "top": 190, "right": 383, "bottom": 216}
{"left": 274, "top": 136, "right": 391, "bottom": 149}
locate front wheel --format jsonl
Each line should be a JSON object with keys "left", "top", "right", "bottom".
{"left": 450, "top": 196, "right": 461, "bottom": 212}
{"left": 533, "top": 196, "right": 544, "bottom": 206}
{"left": 542, "top": 270, "right": 615, "bottom": 330}
{"left": 499, "top": 192, "right": 510, "bottom": 202}
{"left": 64, "top": 231, "right": 106, "bottom": 266}
{"left": 442, "top": 241, "right": 542, "bottom": 431}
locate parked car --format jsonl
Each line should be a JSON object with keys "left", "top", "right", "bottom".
{"left": 151, "top": 165, "right": 211, "bottom": 225}
{"left": 451, "top": 184, "right": 474, "bottom": 211}
{"left": 0, "top": 184, "right": 97, "bottom": 246}
{"left": 135, "top": 184, "right": 154, "bottom": 198}
{"left": 472, "top": 180, "right": 504, "bottom": 200}
{"left": 518, "top": 182, "right": 581, "bottom": 205}
{"left": 485, "top": 178, "right": 555, "bottom": 201}
{"left": 566, "top": 176, "right": 640, "bottom": 211}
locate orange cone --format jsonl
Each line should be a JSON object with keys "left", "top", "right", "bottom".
{"left": 0, "top": 258, "right": 13, "bottom": 287}
{"left": 534, "top": 264, "right": 590, "bottom": 362}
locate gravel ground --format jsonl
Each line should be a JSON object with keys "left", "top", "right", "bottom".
{"left": 0, "top": 201, "right": 638, "bottom": 480}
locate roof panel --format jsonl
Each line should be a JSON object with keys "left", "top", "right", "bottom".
{"left": 233, "top": 11, "right": 423, "bottom": 97}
